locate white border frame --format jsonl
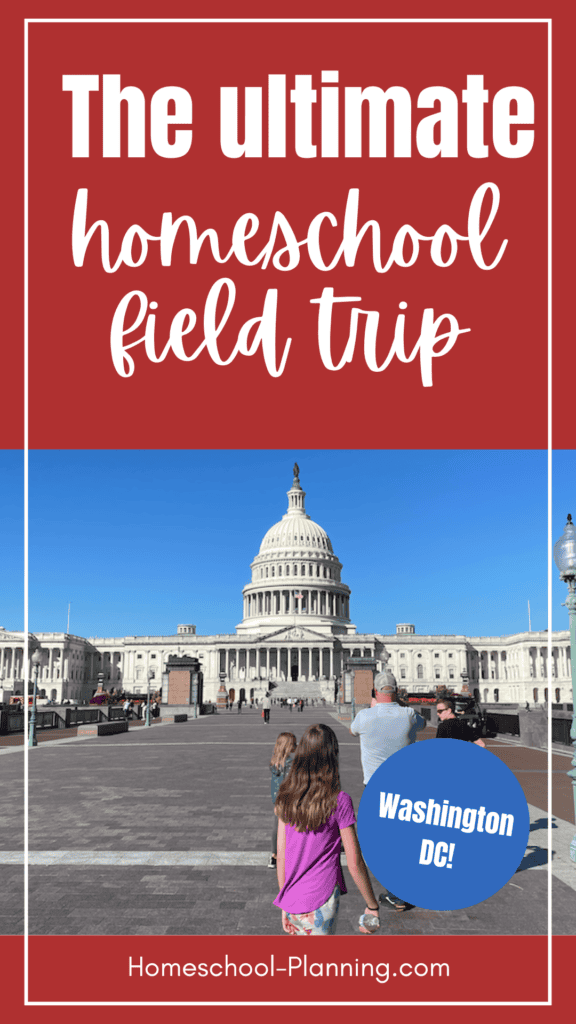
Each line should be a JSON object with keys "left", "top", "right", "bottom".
{"left": 22, "top": 14, "right": 553, "bottom": 1007}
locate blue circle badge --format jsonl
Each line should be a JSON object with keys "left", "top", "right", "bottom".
{"left": 357, "top": 740, "right": 530, "bottom": 910}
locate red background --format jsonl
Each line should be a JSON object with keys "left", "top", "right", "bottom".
{"left": 20, "top": 18, "right": 553, "bottom": 449}
{"left": 2, "top": 2, "right": 575, "bottom": 1021}
{"left": 8, "top": 934, "right": 576, "bottom": 1014}
{"left": 27, "top": 934, "right": 547, "bottom": 1003}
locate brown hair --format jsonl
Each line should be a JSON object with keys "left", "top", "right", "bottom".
{"left": 436, "top": 697, "right": 455, "bottom": 713}
{"left": 270, "top": 732, "right": 297, "bottom": 770}
{"left": 275, "top": 724, "right": 340, "bottom": 832}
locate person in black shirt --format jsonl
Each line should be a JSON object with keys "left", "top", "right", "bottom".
{"left": 435, "top": 698, "right": 486, "bottom": 747}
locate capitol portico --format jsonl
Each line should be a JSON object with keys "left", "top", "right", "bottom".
{"left": 0, "top": 467, "right": 570, "bottom": 708}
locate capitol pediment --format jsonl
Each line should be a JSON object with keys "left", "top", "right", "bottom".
{"left": 0, "top": 630, "right": 29, "bottom": 643}
{"left": 250, "top": 625, "right": 337, "bottom": 644}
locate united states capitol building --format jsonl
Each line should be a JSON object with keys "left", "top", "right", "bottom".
{"left": 0, "top": 467, "right": 569, "bottom": 707}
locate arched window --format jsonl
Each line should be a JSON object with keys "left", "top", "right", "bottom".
{"left": 544, "top": 688, "right": 548, "bottom": 702}
{"left": 301, "top": 564, "right": 305, "bottom": 576}
{"left": 533, "top": 688, "right": 538, "bottom": 703}
{"left": 555, "top": 688, "right": 561, "bottom": 703}
{"left": 494, "top": 688, "right": 499, "bottom": 703}
{"left": 417, "top": 665, "right": 423, "bottom": 679}
{"left": 286, "top": 565, "right": 290, "bottom": 575}
{"left": 278, "top": 565, "right": 282, "bottom": 576}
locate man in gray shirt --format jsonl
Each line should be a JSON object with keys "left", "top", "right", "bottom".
{"left": 350, "top": 670, "right": 426, "bottom": 910}
{"left": 350, "top": 671, "right": 426, "bottom": 784}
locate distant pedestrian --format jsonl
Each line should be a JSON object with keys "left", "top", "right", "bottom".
{"left": 268, "top": 732, "right": 297, "bottom": 870}
{"left": 237, "top": 699, "right": 242, "bottom": 714}
{"left": 262, "top": 693, "right": 272, "bottom": 723}
{"left": 152, "top": 700, "right": 159, "bottom": 719}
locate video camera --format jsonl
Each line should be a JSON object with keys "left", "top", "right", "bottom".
{"left": 453, "top": 689, "right": 495, "bottom": 739}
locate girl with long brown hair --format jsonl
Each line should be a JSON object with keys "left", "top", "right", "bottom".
{"left": 268, "top": 732, "right": 297, "bottom": 870}
{"left": 274, "top": 723, "right": 380, "bottom": 935}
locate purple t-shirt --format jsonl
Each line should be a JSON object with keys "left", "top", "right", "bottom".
{"left": 274, "top": 791, "right": 356, "bottom": 914}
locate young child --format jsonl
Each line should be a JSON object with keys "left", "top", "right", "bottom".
{"left": 274, "top": 723, "right": 380, "bottom": 935}
{"left": 268, "top": 733, "right": 297, "bottom": 870}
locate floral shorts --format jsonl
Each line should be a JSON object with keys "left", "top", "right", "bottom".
{"left": 287, "top": 886, "right": 340, "bottom": 935}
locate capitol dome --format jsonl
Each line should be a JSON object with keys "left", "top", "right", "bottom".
{"left": 259, "top": 500, "right": 334, "bottom": 555}
{"left": 236, "top": 465, "right": 354, "bottom": 637}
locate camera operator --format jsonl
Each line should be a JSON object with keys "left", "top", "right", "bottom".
{"left": 435, "top": 697, "right": 486, "bottom": 747}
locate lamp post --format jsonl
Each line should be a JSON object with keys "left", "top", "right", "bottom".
{"left": 553, "top": 513, "right": 576, "bottom": 863}
{"left": 29, "top": 647, "right": 43, "bottom": 748}
{"left": 145, "top": 667, "right": 154, "bottom": 727}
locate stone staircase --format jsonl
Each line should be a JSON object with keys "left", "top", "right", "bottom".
{"left": 268, "top": 679, "right": 334, "bottom": 702}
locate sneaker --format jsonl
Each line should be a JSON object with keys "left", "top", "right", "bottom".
{"left": 267, "top": 856, "right": 277, "bottom": 869}
{"left": 379, "top": 892, "right": 407, "bottom": 911}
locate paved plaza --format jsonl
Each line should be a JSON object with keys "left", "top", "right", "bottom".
{"left": 1, "top": 705, "right": 575, "bottom": 936}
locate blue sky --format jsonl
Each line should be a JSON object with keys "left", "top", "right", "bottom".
{"left": 0, "top": 449, "right": 574, "bottom": 638}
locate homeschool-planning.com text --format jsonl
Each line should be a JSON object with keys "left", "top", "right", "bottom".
{"left": 128, "top": 954, "right": 450, "bottom": 985}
